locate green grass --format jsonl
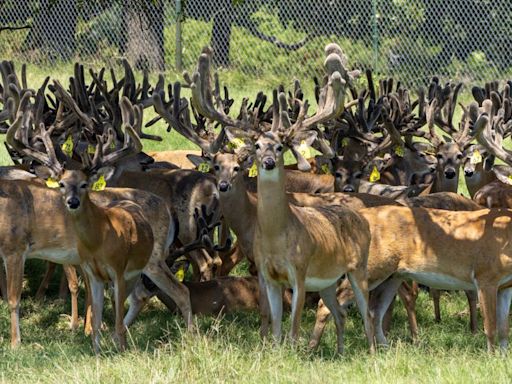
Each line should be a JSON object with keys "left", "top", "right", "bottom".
{"left": 2, "top": 273, "right": 512, "bottom": 383}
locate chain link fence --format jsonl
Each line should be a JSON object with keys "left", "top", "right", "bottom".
{"left": 0, "top": 0, "right": 511, "bottom": 86}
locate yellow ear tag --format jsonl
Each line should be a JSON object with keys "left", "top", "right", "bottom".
{"left": 471, "top": 150, "right": 482, "bottom": 165}
{"left": 61, "top": 136, "right": 74, "bottom": 157}
{"left": 508, "top": 175, "right": 512, "bottom": 181}
{"left": 198, "top": 162, "right": 210, "bottom": 173}
{"left": 173, "top": 256, "right": 189, "bottom": 282}
{"left": 341, "top": 138, "right": 349, "bottom": 147}
{"left": 369, "top": 166, "right": 380, "bottom": 182}
{"left": 228, "top": 138, "right": 245, "bottom": 151}
{"left": 248, "top": 162, "right": 258, "bottom": 178}
{"left": 46, "top": 177, "right": 60, "bottom": 189}
{"left": 175, "top": 265, "right": 186, "bottom": 282}
{"left": 394, "top": 145, "right": 405, "bottom": 157}
{"left": 321, "top": 164, "right": 331, "bottom": 175}
{"left": 91, "top": 175, "right": 107, "bottom": 191}
{"left": 298, "top": 140, "right": 312, "bottom": 158}
{"left": 87, "top": 145, "right": 96, "bottom": 155}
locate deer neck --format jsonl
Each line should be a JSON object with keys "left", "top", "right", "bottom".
{"left": 69, "top": 194, "right": 107, "bottom": 250}
{"left": 432, "top": 169, "right": 460, "bottom": 193}
{"left": 219, "top": 175, "right": 257, "bottom": 243}
{"left": 256, "top": 161, "right": 289, "bottom": 235}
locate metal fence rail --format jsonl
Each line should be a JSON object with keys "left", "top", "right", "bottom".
{"left": 0, "top": 0, "right": 510, "bottom": 86}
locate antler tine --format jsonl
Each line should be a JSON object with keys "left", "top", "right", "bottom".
{"left": 474, "top": 100, "right": 512, "bottom": 166}
{"left": 189, "top": 49, "right": 251, "bottom": 131}
{"left": 425, "top": 99, "right": 442, "bottom": 147}
{"left": 53, "top": 80, "right": 96, "bottom": 133}
{"left": 301, "top": 53, "right": 347, "bottom": 129}
{"left": 6, "top": 92, "right": 64, "bottom": 174}
{"left": 152, "top": 87, "right": 222, "bottom": 152}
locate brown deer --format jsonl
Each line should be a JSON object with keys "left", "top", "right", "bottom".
{"left": 5, "top": 93, "right": 193, "bottom": 351}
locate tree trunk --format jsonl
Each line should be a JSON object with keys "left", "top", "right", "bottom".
{"left": 23, "top": 0, "right": 78, "bottom": 62}
{"left": 211, "top": 6, "right": 233, "bottom": 67}
{"left": 123, "top": 0, "right": 165, "bottom": 71}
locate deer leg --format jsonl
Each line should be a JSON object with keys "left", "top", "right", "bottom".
{"left": 380, "top": 294, "right": 396, "bottom": 336}
{"left": 497, "top": 288, "right": 512, "bottom": 351}
{"left": 83, "top": 271, "right": 92, "bottom": 336}
{"left": 319, "top": 284, "right": 347, "bottom": 354}
{"left": 309, "top": 279, "right": 352, "bottom": 350}
{"left": 398, "top": 281, "right": 419, "bottom": 341}
{"left": 124, "top": 279, "right": 151, "bottom": 328}
{"left": 5, "top": 256, "right": 24, "bottom": 347}
{"left": 371, "top": 277, "right": 403, "bottom": 346}
{"left": 140, "top": 261, "right": 193, "bottom": 329}
{"left": 478, "top": 284, "right": 498, "bottom": 352}
{"left": 62, "top": 265, "right": 79, "bottom": 331}
{"left": 87, "top": 272, "right": 105, "bottom": 354}
{"left": 35, "top": 262, "right": 57, "bottom": 300}
{"left": 289, "top": 276, "right": 306, "bottom": 343}
{"left": 308, "top": 299, "right": 331, "bottom": 350}
{"left": 347, "top": 270, "right": 375, "bottom": 353}
{"left": 265, "top": 278, "right": 283, "bottom": 344}
{"left": 465, "top": 290, "right": 479, "bottom": 334}
{"left": 258, "top": 272, "right": 270, "bottom": 338}
{"left": 113, "top": 274, "right": 127, "bottom": 352}
{"left": 431, "top": 288, "right": 442, "bottom": 323}
{"left": 0, "top": 261, "right": 7, "bottom": 301}
{"left": 58, "top": 269, "right": 69, "bottom": 300}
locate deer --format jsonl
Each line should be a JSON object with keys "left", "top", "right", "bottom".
{"left": 5, "top": 92, "right": 194, "bottom": 351}
{"left": 311, "top": 108, "right": 512, "bottom": 352}
{"left": 463, "top": 144, "right": 496, "bottom": 198}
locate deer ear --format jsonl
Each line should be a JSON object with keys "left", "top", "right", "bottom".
{"left": 34, "top": 165, "right": 58, "bottom": 180}
{"left": 187, "top": 154, "right": 211, "bottom": 167}
{"left": 89, "top": 166, "right": 115, "bottom": 186}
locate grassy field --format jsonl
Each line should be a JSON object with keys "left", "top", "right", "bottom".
{"left": 0, "top": 64, "right": 509, "bottom": 383}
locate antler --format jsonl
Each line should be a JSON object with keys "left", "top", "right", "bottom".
{"left": 474, "top": 99, "right": 512, "bottom": 165}
{"left": 6, "top": 92, "right": 64, "bottom": 175}
{"left": 168, "top": 203, "right": 232, "bottom": 260}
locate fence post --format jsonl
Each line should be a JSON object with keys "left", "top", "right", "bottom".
{"left": 176, "top": 0, "right": 183, "bottom": 71}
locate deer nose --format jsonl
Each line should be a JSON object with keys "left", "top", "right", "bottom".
{"left": 66, "top": 197, "right": 80, "bottom": 210}
{"left": 262, "top": 158, "right": 275, "bottom": 170}
{"left": 464, "top": 169, "right": 474, "bottom": 177}
{"left": 444, "top": 169, "right": 456, "bottom": 179}
{"left": 218, "top": 180, "right": 230, "bottom": 192}
{"left": 343, "top": 185, "right": 355, "bottom": 193}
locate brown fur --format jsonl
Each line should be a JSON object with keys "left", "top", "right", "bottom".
{"left": 314, "top": 205, "right": 512, "bottom": 351}
{"left": 147, "top": 150, "right": 202, "bottom": 169}
{"left": 253, "top": 132, "right": 375, "bottom": 354}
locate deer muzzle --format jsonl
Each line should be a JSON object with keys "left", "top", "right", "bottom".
{"left": 66, "top": 197, "right": 81, "bottom": 210}
{"left": 262, "top": 157, "right": 276, "bottom": 170}
{"left": 218, "top": 180, "right": 230, "bottom": 192}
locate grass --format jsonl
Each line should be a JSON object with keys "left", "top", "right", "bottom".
{"left": 0, "top": 64, "right": 506, "bottom": 383}
{"left": 2, "top": 277, "right": 512, "bottom": 383}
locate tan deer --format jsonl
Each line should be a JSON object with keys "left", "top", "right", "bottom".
{"left": 5, "top": 94, "right": 193, "bottom": 351}
{"left": 308, "top": 191, "right": 484, "bottom": 349}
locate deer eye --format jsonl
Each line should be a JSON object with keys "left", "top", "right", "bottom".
{"left": 213, "top": 165, "right": 220, "bottom": 171}
{"left": 276, "top": 145, "right": 283, "bottom": 152}
{"left": 436, "top": 154, "right": 444, "bottom": 160}
{"left": 354, "top": 172, "right": 362, "bottom": 179}
{"left": 58, "top": 182, "right": 65, "bottom": 188}
{"left": 80, "top": 182, "right": 88, "bottom": 189}
{"left": 335, "top": 172, "right": 342, "bottom": 179}
{"left": 255, "top": 143, "right": 261, "bottom": 150}
{"left": 233, "top": 166, "right": 240, "bottom": 172}
{"left": 456, "top": 153, "right": 463, "bottom": 160}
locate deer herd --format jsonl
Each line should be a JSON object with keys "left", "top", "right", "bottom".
{"left": 1, "top": 43, "right": 512, "bottom": 355}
